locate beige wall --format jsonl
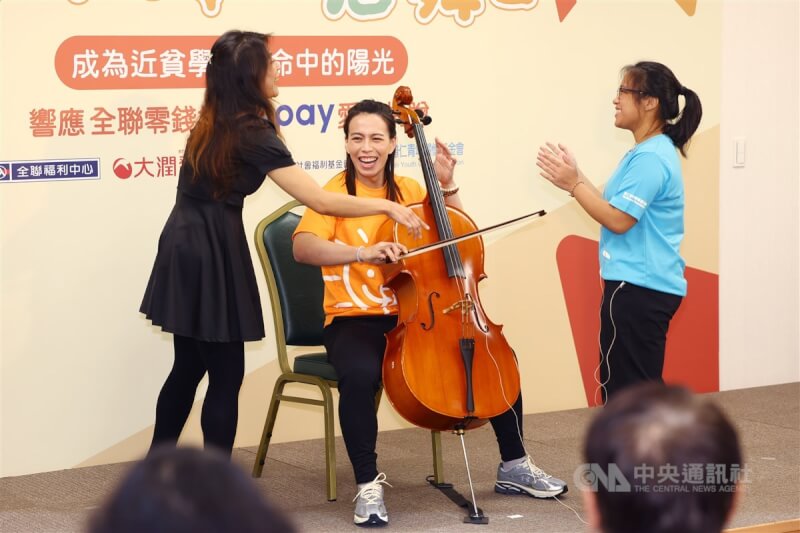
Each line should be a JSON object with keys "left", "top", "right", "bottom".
{"left": 0, "top": 0, "right": 797, "bottom": 477}
{"left": 719, "top": 0, "right": 800, "bottom": 390}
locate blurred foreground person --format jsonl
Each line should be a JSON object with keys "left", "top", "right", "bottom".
{"left": 582, "top": 383, "right": 742, "bottom": 533}
{"left": 88, "top": 446, "right": 296, "bottom": 533}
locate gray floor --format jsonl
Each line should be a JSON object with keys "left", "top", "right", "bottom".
{"left": 1, "top": 383, "right": 798, "bottom": 532}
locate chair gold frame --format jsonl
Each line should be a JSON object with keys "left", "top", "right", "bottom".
{"left": 251, "top": 200, "right": 445, "bottom": 501}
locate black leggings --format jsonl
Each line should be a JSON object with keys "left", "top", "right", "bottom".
{"left": 324, "top": 316, "right": 526, "bottom": 484}
{"left": 150, "top": 334, "right": 245, "bottom": 456}
{"left": 599, "top": 280, "right": 682, "bottom": 403}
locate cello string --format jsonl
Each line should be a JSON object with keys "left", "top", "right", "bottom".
{"left": 414, "top": 122, "right": 468, "bottom": 300}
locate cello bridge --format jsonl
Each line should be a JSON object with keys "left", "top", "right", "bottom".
{"left": 442, "top": 300, "right": 474, "bottom": 315}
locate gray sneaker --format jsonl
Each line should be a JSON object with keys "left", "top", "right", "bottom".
{"left": 353, "top": 473, "right": 391, "bottom": 527}
{"left": 495, "top": 457, "right": 568, "bottom": 498}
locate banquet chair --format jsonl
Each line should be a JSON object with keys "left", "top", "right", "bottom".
{"left": 251, "top": 200, "right": 445, "bottom": 501}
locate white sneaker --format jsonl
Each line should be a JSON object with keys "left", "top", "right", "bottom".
{"left": 353, "top": 473, "right": 391, "bottom": 527}
{"left": 495, "top": 456, "right": 569, "bottom": 498}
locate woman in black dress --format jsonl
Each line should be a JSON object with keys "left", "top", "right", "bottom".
{"left": 140, "top": 30, "right": 425, "bottom": 455}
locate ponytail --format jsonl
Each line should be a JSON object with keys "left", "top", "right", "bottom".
{"left": 663, "top": 85, "right": 702, "bottom": 157}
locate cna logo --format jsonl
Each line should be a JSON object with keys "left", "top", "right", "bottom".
{"left": 0, "top": 165, "right": 10, "bottom": 181}
{"left": 113, "top": 158, "right": 133, "bottom": 179}
{"left": 574, "top": 463, "right": 632, "bottom": 493}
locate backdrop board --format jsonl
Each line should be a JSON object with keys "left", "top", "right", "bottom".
{"left": 0, "top": 0, "right": 725, "bottom": 476}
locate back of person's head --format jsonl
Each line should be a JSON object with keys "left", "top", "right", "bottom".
{"left": 88, "top": 446, "right": 296, "bottom": 533}
{"left": 187, "top": 29, "right": 278, "bottom": 195}
{"left": 621, "top": 60, "right": 702, "bottom": 156}
{"left": 583, "top": 383, "right": 742, "bottom": 533}
{"left": 204, "top": 29, "right": 273, "bottom": 122}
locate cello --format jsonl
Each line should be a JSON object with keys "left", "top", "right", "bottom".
{"left": 381, "top": 86, "right": 521, "bottom": 434}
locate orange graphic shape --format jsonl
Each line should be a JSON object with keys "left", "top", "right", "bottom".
{"left": 414, "top": 0, "right": 438, "bottom": 20}
{"left": 492, "top": 0, "right": 537, "bottom": 9}
{"left": 444, "top": 0, "right": 482, "bottom": 21}
{"left": 556, "top": 235, "right": 719, "bottom": 407}
{"left": 55, "top": 35, "right": 407, "bottom": 90}
{"left": 675, "top": 0, "right": 697, "bottom": 16}
{"left": 195, "top": 0, "right": 224, "bottom": 17}
{"left": 555, "top": 0, "right": 576, "bottom": 22}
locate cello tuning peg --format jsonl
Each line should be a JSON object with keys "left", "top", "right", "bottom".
{"left": 414, "top": 109, "right": 432, "bottom": 125}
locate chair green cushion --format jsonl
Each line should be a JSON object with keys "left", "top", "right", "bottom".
{"left": 294, "top": 353, "right": 338, "bottom": 382}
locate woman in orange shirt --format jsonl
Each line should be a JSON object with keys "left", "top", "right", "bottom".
{"left": 293, "top": 99, "right": 567, "bottom": 528}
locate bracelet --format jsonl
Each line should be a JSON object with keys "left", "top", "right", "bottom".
{"left": 355, "top": 246, "right": 365, "bottom": 263}
{"left": 569, "top": 181, "right": 584, "bottom": 197}
{"left": 441, "top": 184, "right": 460, "bottom": 197}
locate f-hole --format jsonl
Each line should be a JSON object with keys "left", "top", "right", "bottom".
{"left": 420, "top": 291, "right": 440, "bottom": 331}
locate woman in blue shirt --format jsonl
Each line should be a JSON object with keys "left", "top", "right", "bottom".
{"left": 537, "top": 61, "right": 702, "bottom": 403}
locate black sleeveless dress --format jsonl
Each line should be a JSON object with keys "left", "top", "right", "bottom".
{"left": 140, "top": 117, "right": 294, "bottom": 342}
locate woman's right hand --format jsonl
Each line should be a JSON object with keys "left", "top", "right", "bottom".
{"left": 384, "top": 201, "right": 428, "bottom": 239}
{"left": 360, "top": 241, "right": 409, "bottom": 264}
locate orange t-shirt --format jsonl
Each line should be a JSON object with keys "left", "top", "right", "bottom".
{"left": 293, "top": 172, "right": 425, "bottom": 326}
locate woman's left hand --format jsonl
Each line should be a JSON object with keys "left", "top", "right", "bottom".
{"left": 433, "top": 138, "right": 457, "bottom": 187}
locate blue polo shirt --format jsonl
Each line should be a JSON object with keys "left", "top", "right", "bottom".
{"left": 599, "top": 134, "right": 686, "bottom": 296}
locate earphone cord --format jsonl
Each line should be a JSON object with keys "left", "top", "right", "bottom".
{"left": 485, "top": 335, "right": 589, "bottom": 526}
{"left": 594, "top": 280, "right": 625, "bottom": 406}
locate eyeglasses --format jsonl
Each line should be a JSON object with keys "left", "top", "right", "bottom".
{"left": 617, "top": 86, "right": 648, "bottom": 98}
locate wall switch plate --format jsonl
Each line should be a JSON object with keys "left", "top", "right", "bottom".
{"left": 734, "top": 137, "right": 746, "bottom": 167}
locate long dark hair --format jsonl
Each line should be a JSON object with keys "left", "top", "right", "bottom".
{"left": 343, "top": 100, "right": 402, "bottom": 202}
{"left": 185, "top": 30, "right": 279, "bottom": 196}
{"left": 623, "top": 61, "right": 702, "bottom": 157}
